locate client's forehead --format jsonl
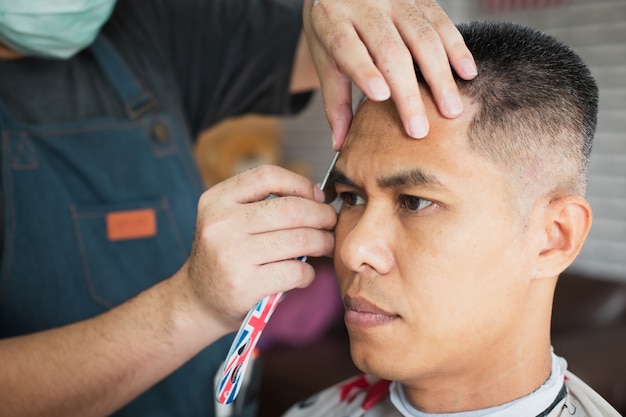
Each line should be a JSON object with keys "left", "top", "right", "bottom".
{"left": 340, "top": 98, "right": 485, "bottom": 189}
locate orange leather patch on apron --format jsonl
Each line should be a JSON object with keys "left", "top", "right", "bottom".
{"left": 106, "top": 209, "right": 157, "bottom": 241}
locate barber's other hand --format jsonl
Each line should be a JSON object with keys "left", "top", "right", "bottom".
{"left": 304, "top": 0, "right": 478, "bottom": 149}
{"left": 183, "top": 165, "right": 337, "bottom": 332}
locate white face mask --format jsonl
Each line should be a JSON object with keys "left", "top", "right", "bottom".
{"left": 0, "top": 0, "right": 116, "bottom": 59}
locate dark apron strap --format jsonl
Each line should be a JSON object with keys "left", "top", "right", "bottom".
{"left": 90, "top": 35, "right": 159, "bottom": 120}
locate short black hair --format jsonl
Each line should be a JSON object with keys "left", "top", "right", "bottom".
{"left": 421, "top": 21, "right": 599, "bottom": 200}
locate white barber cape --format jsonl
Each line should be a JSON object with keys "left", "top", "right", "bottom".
{"left": 282, "top": 354, "right": 622, "bottom": 417}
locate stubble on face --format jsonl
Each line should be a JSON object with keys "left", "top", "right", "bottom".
{"left": 333, "top": 97, "right": 547, "bottom": 412}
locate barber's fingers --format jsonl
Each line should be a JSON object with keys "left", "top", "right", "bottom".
{"left": 304, "top": 0, "right": 387, "bottom": 148}
{"left": 392, "top": 1, "right": 477, "bottom": 120}
{"left": 417, "top": 1, "right": 478, "bottom": 80}
{"left": 305, "top": 0, "right": 477, "bottom": 146}
{"left": 197, "top": 165, "right": 336, "bottom": 261}
{"left": 207, "top": 164, "right": 325, "bottom": 205}
{"left": 354, "top": 9, "right": 432, "bottom": 140}
{"left": 242, "top": 196, "right": 337, "bottom": 235}
{"left": 188, "top": 165, "right": 337, "bottom": 329}
{"left": 311, "top": 41, "right": 355, "bottom": 151}
{"left": 241, "top": 227, "right": 336, "bottom": 272}
{"left": 195, "top": 220, "right": 334, "bottom": 306}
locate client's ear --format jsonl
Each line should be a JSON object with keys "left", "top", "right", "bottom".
{"left": 535, "top": 196, "right": 592, "bottom": 279}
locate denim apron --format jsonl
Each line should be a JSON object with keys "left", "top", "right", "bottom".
{"left": 0, "top": 36, "right": 250, "bottom": 416}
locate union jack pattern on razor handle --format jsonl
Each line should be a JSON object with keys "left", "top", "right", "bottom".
{"left": 216, "top": 152, "right": 339, "bottom": 404}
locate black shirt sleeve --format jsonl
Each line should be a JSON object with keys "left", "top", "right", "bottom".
{"left": 104, "top": 0, "right": 309, "bottom": 136}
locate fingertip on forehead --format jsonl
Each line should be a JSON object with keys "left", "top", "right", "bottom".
{"left": 345, "top": 99, "right": 406, "bottom": 142}
{"left": 345, "top": 93, "right": 464, "bottom": 151}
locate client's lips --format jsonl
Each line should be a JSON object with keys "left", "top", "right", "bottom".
{"left": 344, "top": 296, "right": 399, "bottom": 328}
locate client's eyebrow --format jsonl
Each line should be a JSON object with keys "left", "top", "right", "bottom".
{"left": 378, "top": 168, "right": 444, "bottom": 190}
{"left": 328, "top": 170, "right": 354, "bottom": 187}
{"left": 329, "top": 168, "right": 446, "bottom": 191}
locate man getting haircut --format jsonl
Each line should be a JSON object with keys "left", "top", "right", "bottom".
{"left": 282, "top": 21, "right": 620, "bottom": 417}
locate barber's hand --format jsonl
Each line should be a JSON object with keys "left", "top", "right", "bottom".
{"left": 183, "top": 165, "right": 337, "bottom": 332}
{"left": 303, "top": 0, "right": 478, "bottom": 149}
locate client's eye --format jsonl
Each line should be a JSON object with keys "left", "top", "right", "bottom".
{"left": 399, "top": 195, "right": 432, "bottom": 212}
{"left": 338, "top": 192, "right": 365, "bottom": 207}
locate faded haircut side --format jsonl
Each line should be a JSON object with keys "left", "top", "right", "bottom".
{"left": 421, "top": 21, "right": 599, "bottom": 206}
